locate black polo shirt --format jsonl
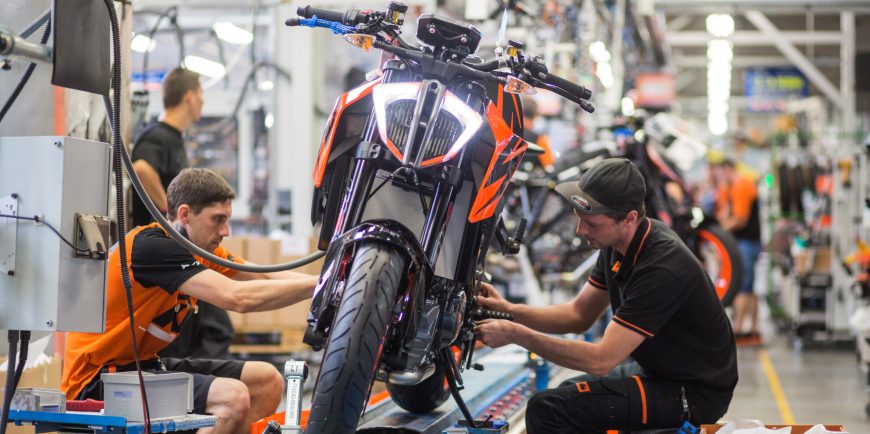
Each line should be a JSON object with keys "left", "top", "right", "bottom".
{"left": 130, "top": 121, "right": 189, "bottom": 227}
{"left": 588, "top": 217, "right": 737, "bottom": 420}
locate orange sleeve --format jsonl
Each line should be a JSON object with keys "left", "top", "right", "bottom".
{"left": 198, "top": 245, "right": 246, "bottom": 278}
{"left": 729, "top": 177, "right": 757, "bottom": 221}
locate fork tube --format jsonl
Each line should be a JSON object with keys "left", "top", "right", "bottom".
{"left": 420, "top": 181, "right": 455, "bottom": 262}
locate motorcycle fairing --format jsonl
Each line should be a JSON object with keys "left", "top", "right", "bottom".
{"left": 313, "top": 78, "right": 381, "bottom": 188}
{"left": 468, "top": 101, "right": 528, "bottom": 223}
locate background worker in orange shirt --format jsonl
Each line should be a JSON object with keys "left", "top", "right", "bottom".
{"left": 715, "top": 158, "right": 762, "bottom": 340}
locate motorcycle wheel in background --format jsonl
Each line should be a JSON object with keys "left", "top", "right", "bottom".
{"left": 695, "top": 224, "right": 743, "bottom": 307}
{"left": 306, "top": 243, "right": 407, "bottom": 434}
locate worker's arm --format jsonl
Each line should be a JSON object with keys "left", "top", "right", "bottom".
{"left": 132, "top": 159, "right": 168, "bottom": 212}
{"left": 477, "top": 281, "right": 611, "bottom": 334}
{"left": 179, "top": 268, "right": 318, "bottom": 313}
{"left": 233, "top": 265, "right": 315, "bottom": 281}
{"left": 474, "top": 319, "right": 644, "bottom": 376}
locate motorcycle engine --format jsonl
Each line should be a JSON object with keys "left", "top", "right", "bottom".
{"left": 437, "top": 290, "right": 466, "bottom": 349}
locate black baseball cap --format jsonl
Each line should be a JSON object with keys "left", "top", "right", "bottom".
{"left": 555, "top": 158, "right": 646, "bottom": 215}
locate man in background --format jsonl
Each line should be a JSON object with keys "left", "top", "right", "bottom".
{"left": 130, "top": 67, "right": 202, "bottom": 227}
{"left": 716, "top": 158, "right": 762, "bottom": 342}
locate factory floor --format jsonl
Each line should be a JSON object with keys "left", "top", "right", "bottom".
{"left": 721, "top": 321, "right": 869, "bottom": 432}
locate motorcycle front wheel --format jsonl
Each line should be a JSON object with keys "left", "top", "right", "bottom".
{"left": 695, "top": 224, "right": 744, "bottom": 307}
{"left": 306, "top": 242, "right": 407, "bottom": 434}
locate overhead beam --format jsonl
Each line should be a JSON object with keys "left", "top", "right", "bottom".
{"left": 668, "top": 30, "right": 844, "bottom": 47}
{"left": 744, "top": 10, "right": 844, "bottom": 111}
{"left": 673, "top": 55, "right": 841, "bottom": 69}
{"left": 666, "top": 13, "right": 694, "bottom": 32}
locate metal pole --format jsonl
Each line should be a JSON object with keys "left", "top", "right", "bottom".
{"left": 604, "top": 0, "right": 626, "bottom": 113}
{"left": 840, "top": 11, "right": 856, "bottom": 144}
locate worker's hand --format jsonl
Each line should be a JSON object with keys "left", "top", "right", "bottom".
{"left": 476, "top": 282, "right": 512, "bottom": 313}
{"left": 474, "top": 319, "right": 516, "bottom": 348}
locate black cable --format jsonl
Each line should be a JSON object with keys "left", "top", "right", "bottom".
{"left": 0, "top": 331, "right": 20, "bottom": 434}
{"left": 12, "top": 331, "right": 31, "bottom": 394}
{"left": 140, "top": 6, "right": 183, "bottom": 76}
{"left": 102, "top": 1, "right": 152, "bottom": 432}
{"left": 0, "top": 214, "right": 89, "bottom": 254}
{"left": 0, "top": 17, "right": 51, "bottom": 124}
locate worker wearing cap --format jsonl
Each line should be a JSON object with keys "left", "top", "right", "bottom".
{"left": 475, "top": 158, "right": 737, "bottom": 433}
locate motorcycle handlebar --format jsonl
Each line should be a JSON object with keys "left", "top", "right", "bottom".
{"left": 538, "top": 72, "right": 592, "bottom": 101}
{"left": 296, "top": 5, "right": 369, "bottom": 25}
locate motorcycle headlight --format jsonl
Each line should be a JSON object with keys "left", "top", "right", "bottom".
{"left": 373, "top": 82, "right": 483, "bottom": 168}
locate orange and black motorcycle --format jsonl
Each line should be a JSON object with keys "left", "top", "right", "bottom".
{"left": 286, "top": 3, "right": 593, "bottom": 433}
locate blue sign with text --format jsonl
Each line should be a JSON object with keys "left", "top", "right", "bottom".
{"left": 744, "top": 67, "right": 809, "bottom": 112}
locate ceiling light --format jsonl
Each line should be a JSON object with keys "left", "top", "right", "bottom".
{"left": 596, "top": 62, "right": 614, "bottom": 89}
{"left": 589, "top": 41, "right": 611, "bottom": 63}
{"left": 706, "top": 14, "right": 734, "bottom": 38}
{"left": 707, "top": 40, "right": 733, "bottom": 62}
{"left": 257, "top": 80, "right": 274, "bottom": 91}
{"left": 265, "top": 113, "right": 274, "bottom": 129}
{"left": 131, "top": 34, "right": 155, "bottom": 53}
{"left": 708, "top": 114, "right": 728, "bottom": 136}
{"left": 183, "top": 55, "right": 226, "bottom": 79}
{"left": 213, "top": 22, "right": 253, "bottom": 45}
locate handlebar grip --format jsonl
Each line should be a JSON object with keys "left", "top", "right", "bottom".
{"left": 297, "top": 5, "right": 367, "bottom": 25}
{"left": 541, "top": 72, "right": 592, "bottom": 100}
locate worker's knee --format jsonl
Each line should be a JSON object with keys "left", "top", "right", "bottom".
{"left": 208, "top": 378, "right": 251, "bottom": 418}
{"left": 243, "top": 361, "right": 283, "bottom": 397}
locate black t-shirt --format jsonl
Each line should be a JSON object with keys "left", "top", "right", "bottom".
{"left": 130, "top": 225, "right": 206, "bottom": 295}
{"left": 588, "top": 217, "right": 738, "bottom": 420}
{"left": 130, "top": 121, "right": 189, "bottom": 227}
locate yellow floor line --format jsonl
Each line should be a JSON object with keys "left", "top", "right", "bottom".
{"left": 759, "top": 348, "right": 796, "bottom": 424}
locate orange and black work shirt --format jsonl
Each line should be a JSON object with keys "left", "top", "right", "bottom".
{"left": 61, "top": 223, "right": 245, "bottom": 399}
{"left": 716, "top": 175, "right": 761, "bottom": 241}
{"left": 587, "top": 217, "right": 737, "bottom": 418}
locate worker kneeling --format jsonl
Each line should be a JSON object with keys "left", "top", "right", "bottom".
{"left": 62, "top": 168, "right": 319, "bottom": 434}
{"left": 474, "top": 158, "right": 738, "bottom": 433}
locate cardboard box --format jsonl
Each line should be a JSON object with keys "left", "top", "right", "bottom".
{"left": 794, "top": 247, "right": 832, "bottom": 275}
{"left": 245, "top": 237, "right": 282, "bottom": 265}
{"left": 0, "top": 355, "right": 62, "bottom": 434}
{"left": 220, "top": 236, "right": 248, "bottom": 260}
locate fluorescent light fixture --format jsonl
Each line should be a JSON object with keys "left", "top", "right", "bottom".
{"left": 589, "top": 41, "right": 611, "bottom": 63}
{"left": 706, "top": 14, "right": 734, "bottom": 38}
{"left": 265, "top": 113, "right": 275, "bottom": 129}
{"left": 621, "top": 97, "right": 635, "bottom": 116}
{"left": 708, "top": 100, "right": 729, "bottom": 115}
{"left": 596, "top": 62, "right": 614, "bottom": 89}
{"left": 131, "top": 33, "right": 155, "bottom": 53}
{"left": 708, "top": 114, "right": 728, "bottom": 136}
{"left": 183, "top": 55, "right": 226, "bottom": 79}
{"left": 258, "top": 80, "right": 274, "bottom": 91}
{"left": 213, "top": 22, "right": 253, "bottom": 45}
{"left": 707, "top": 40, "right": 733, "bottom": 61}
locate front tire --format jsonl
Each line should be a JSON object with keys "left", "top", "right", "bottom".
{"left": 696, "top": 224, "right": 744, "bottom": 307}
{"left": 306, "top": 243, "right": 408, "bottom": 434}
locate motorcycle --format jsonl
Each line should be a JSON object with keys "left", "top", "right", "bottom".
{"left": 286, "top": 4, "right": 595, "bottom": 432}
{"left": 502, "top": 112, "right": 743, "bottom": 306}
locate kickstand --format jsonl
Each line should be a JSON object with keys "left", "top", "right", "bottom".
{"left": 441, "top": 348, "right": 478, "bottom": 428}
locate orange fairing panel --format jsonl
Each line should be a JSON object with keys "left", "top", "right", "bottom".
{"left": 313, "top": 78, "right": 381, "bottom": 187}
{"left": 468, "top": 102, "right": 527, "bottom": 223}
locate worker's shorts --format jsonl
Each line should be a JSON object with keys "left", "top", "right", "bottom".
{"left": 79, "top": 357, "right": 245, "bottom": 415}
{"left": 526, "top": 363, "right": 699, "bottom": 434}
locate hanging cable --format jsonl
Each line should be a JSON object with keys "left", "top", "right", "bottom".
{"left": 102, "top": 1, "right": 152, "bottom": 431}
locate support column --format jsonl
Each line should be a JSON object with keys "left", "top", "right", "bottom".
{"left": 841, "top": 11, "right": 856, "bottom": 144}
{"left": 272, "top": 3, "right": 316, "bottom": 237}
